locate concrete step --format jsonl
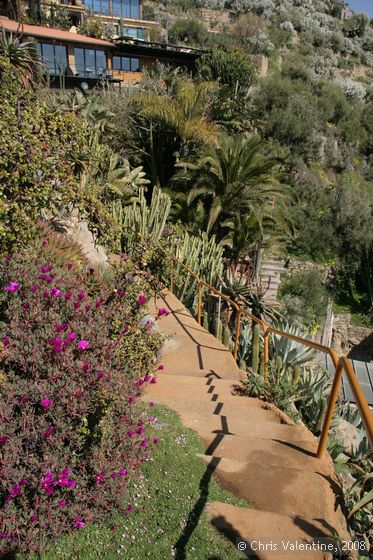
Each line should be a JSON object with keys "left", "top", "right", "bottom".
{"left": 144, "top": 394, "right": 283, "bottom": 426}
{"left": 207, "top": 502, "right": 349, "bottom": 560}
{"left": 197, "top": 430, "right": 333, "bottom": 474}
{"left": 198, "top": 456, "right": 344, "bottom": 525}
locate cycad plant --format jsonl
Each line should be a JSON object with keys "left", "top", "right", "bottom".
{"left": 0, "top": 26, "right": 43, "bottom": 88}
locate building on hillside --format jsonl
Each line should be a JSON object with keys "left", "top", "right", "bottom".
{"left": 0, "top": 0, "right": 204, "bottom": 89}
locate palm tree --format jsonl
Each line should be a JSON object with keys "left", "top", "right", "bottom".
{"left": 130, "top": 78, "right": 217, "bottom": 187}
{"left": 178, "top": 132, "right": 292, "bottom": 235}
{"left": 0, "top": 26, "right": 43, "bottom": 88}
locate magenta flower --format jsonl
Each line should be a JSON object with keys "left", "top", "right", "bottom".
{"left": 0, "top": 436, "right": 8, "bottom": 446}
{"left": 50, "top": 337, "right": 64, "bottom": 352}
{"left": 95, "top": 471, "right": 106, "bottom": 486}
{"left": 149, "top": 401, "right": 155, "bottom": 408}
{"left": 118, "top": 289, "right": 125, "bottom": 297}
{"left": 150, "top": 377, "right": 157, "bottom": 384}
{"left": 127, "top": 430, "right": 135, "bottom": 439}
{"left": 85, "top": 305, "right": 91, "bottom": 312}
{"left": 128, "top": 396, "right": 136, "bottom": 403}
{"left": 141, "top": 439, "right": 149, "bottom": 448}
{"left": 41, "top": 398, "right": 52, "bottom": 409}
{"left": 153, "top": 438, "right": 159, "bottom": 444}
{"left": 55, "top": 324, "right": 64, "bottom": 332}
{"left": 77, "top": 340, "right": 89, "bottom": 350}
{"left": 51, "top": 287, "right": 61, "bottom": 297}
{"left": 67, "top": 263, "right": 73, "bottom": 270}
{"left": 82, "top": 362, "right": 90, "bottom": 373}
{"left": 111, "top": 473, "right": 119, "bottom": 479}
{"left": 157, "top": 308, "right": 170, "bottom": 317}
{"left": 46, "top": 275, "right": 53, "bottom": 284}
{"left": 77, "top": 291, "right": 85, "bottom": 301}
{"left": 73, "top": 301, "right": 81, "bottom": 310}
{"left": 97, "top": 371, "right": 104, "bottom": 380}
{"left": 95, "top": 300, "right": 102, "bottom": 308}
{"left": 65, "top": 291, "right": 72, "bottom": 300}
{"left": 119, "top": 469, "right": 127, "bottom": 476}
{"left": 23, "top": 302, "right": 29, "bottom": 310}
{"left": 2, "top": 336, "right": 10, "bottom": 347}
{"left": 0, "top": 533, "right": 9, "bottom": 539}
{"left": 68, "top": 479, "right": 76, "bottom": 488}
{"left": 138, "top": 294, "right": 147, "bottom": 305}
{"left": 31, "top": 283, "right": 38, "bottom": 292}
{"left": 58, "top": 499, "right": 66, "bottom": 507}
{"left": 5, "top": 281, "right": 20, "bottom": 292}
{"left": 44, "top": 427, "right": 54, "bottom": 438}
{"left": 30, "top": 514, "right": 38, "bottom": 523}
{"left": 72, "top": 517, "right": 86, "bottom": 529}
{"left": 68, "top": 332, "right": 77, "bottom": 341}
{"left": 137, "top": 427, "right": 145, "bottom": 435}
{"left": 127, "top": 505, "right": 134, "bottom": 512}
{"left": 144, "top": 374, "right": 151, "bottom": 382}
{"left": 40, "top": 265, "right": 53, "bottom": 273}
{"left": 158, "top": 364, "right": 164, "bottom": 370}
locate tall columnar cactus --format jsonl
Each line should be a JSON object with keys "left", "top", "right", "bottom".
{"left": 171, "top": 230, "right": 224, "bottom": 313}
{"left": 251, "top": 322, "right": 260, "bottom": 373}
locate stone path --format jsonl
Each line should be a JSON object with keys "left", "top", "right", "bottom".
{"left": 144, "top": 291, "right": 351, "bottom": 559}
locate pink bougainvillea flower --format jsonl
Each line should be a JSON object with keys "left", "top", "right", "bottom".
{"left": 50, "top": 337, "right": 64, "bottom": 352}
{"left": 58, "top": 499, "right": 66, "bottom": 507}
{"left": 65, "top": 291, "right": 72, "bottom": 300}
{"left": 0, "top": 533, "right": 9, "bottom": 539}
{"left": 77, "top": 291, "right": 85, "bottom": 301}
{"left": 67, "top": 263, "right": 73, "bottom": 270}
{"left": 97, "top": 371, "right": 104, "bottom": 380}
{"left": 46, "top": 275, "right": 53, "bottom": 284}
{"left": 119, "top": 469, "right": 127, "bottom": 476}
{"left": 153, "top": 438, "right": 159, "bottom": 444}
{"left": 68, "top": 332, "right": 77, "bottom": 341}
{"left": 127, "top": 430, "right": 135, "bottom": 439}
{"left": 41, "top": 398, "right": 52, "bottom": 409}
{"left": 123, "top": 325, "right": 129, "bottom": 334}
{"left": 127, "top": 505, "right": 134, "bottom": 512}
{"left": 23, "top": 302, "right": 29, "bottom": 310}
{"left": 0, "top": 436, "right": 8, "bottom": 446}
{"left": 44, "top": 427, "right": 54, "bottom": 438}
{"left": 51, "top": 287, "right": 61, "bottom": 298}
{"left": 62, "top": 469, "right": 70, "bottom": 476}
{"left": 150, "top": 377, "right": 157, "bottom": 384}
{"left": 30, "top": 514, "right": 38, "bottom": 523}
{"left": 136, "top": 427, "right": 145, "bottom": 435}
{"left": 72, "top": 517, "right": 86, "bottom": 529}
{"left": 82, "top": 362, "right": 90, "bottom": 373}
{"left": 73, "top": 301, "right": 81, "bottom": 310}
{"left": 85, "top": 305, "right": 91, "bottom": 312}
{"left": 128, "top": 396, "right": 136, "bottom": 404}
{"left": 2, "top": 336, "right": 10, "bottom": 347}
{"left": 118, "top": 289, "right": 125, "bottom": 297}
{"left": 55, "top": 324, "right": 64, "bottom": 332}
{"left": 144, "top": 374, "right": 151, "bottom": 382}
{"left": 158, "top": 364, "right": 164, "bottom": 370}
{"left": 5, "top": 281, "right": 20, "bottom": 292}
{"left": 31, "top": 283, "right": 38, "bottom": 292}
{"left": 138, "top": 294, "right": 147, "bottom": 305}
{"left": 77, "top": 340, "right": 89, "bottom": 351}
{"left": 157, "top": 308, "right": 170, "bottom": 317}
{"left": 149, "top": 401, "right": 155, "bottom": 408}
{"left": 95, "top": 300, "right": 102, "bottom": 308}
{"left": 67, "top": 479, "right": 76, "bottom": 488}
{"left": 110, "top": 473, "right": 119, "bottom": 479}
{"left": 140, "top": 439, "right": 149, "bottom": 448}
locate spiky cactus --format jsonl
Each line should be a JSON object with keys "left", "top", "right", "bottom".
{"left": 251, "top": 322, "right": 260, "bottom": 373}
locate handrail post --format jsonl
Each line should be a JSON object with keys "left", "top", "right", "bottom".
{"left": 170, "top": 266, "right": 173, "bottom": 293}
{"left": 233, "top": 310, "right": 241, "bottom": 362}
{"left": 263, "top": 325, "right": 269, "bottom": 383}
{"left": 197, "top": 281, "right": 202, "bottom": 325}
{"left": 316, "top": 360, "right": 344, "bottom": 459}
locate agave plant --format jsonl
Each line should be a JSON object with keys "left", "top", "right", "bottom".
{"left": 270, "top": 321, "right": 317, "bottom": 374}
{"left": 294, "top": 367, "right": 332, "bottom": 434}
{"left": 54, "top": 89, "right": 115, "bottom": 133}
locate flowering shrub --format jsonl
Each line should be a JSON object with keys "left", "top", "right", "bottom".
{"left": 0, "top": 234, "right": 162, "bottom": 553}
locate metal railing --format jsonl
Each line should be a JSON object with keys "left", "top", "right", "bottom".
{"left": 168, "top": 255, "right": 373, "bottom": 459}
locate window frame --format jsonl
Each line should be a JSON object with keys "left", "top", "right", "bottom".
{"left": 112, "top": 55, "right": 141, "bottom": 72}
{"left": 37, "top": 42, "right": 68, "bottom": 76}
{"left": 74, "top": 47, "right": 108, "bottom": 78}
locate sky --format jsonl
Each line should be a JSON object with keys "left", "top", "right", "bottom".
{"left": 346, "top": 0, "right": 373, "bottom": 17}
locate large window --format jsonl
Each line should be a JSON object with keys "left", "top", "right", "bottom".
{"left": 83, "top": 0, "right": 140, "bottom": 18}
{"left": 37, "top": 43, "right": 67, "bottom": 76}
{"left": 112, "top": 0, "right": 140, "bottom": 19}
{"left": 112, "top": 55, "right": 140, "bottom": 72}
{"left": 75, "top": 48, "right": 107, "bottom": 78}
{"left": 83, "top": 0, "right": 110, "bottom": 15}
{"left": 122, "top": 26, "right": 147, "bottom": 40}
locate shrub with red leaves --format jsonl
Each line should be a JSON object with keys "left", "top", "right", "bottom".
{"left": 0, "top": 237, "right": 162, "bottom": 554}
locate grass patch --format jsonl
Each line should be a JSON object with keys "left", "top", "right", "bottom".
{"left": 25, "top": 405, "right": 246, "bottom": 560}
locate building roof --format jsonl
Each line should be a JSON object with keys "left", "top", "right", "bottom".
{"left": 114, "top": 37, "right": 206, "bottom": 61}
{"left": 0, "top": 17, "right": 113, "bottom": 47}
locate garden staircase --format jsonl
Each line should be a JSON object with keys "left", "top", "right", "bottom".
{"left": 144, "top": 290, "right": 351, "bottom": 560}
